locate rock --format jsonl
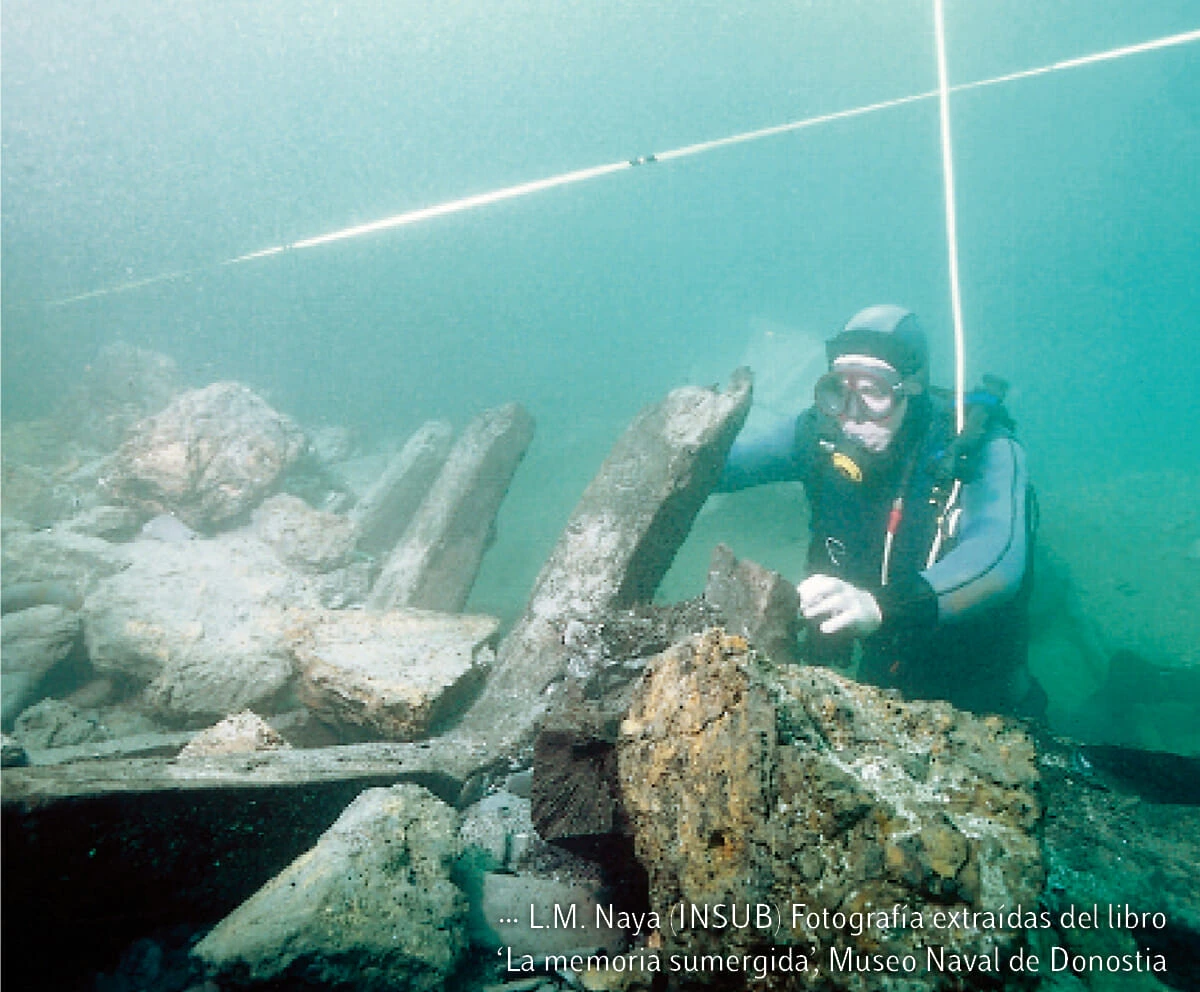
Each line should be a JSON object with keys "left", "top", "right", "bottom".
{"left": 616, "top": 628, "right": 1043, "bottom": 989}
{"left": 505, "top": 768, "right": 534, "bottom": 798}
{"left": 59, "top": 504, "right": 143, "bottom": 542}
{"left": 530, "top": 604, "right": 725, "bottom": 885}
{"left": 12, "top": 698, "right": 112, "bottom": 751}
{"left": 475, "top": 872, "right": 622, "bottom": 961}
{"left": 310, "top": 560, "right": 375, "bottom": 609}
{"left": 193, "top": 783, "right": 467, "bottom": 992}
{"left": 87, "top": 703, "right": 163, "bottom": 741}
{"left": 1, "top": 525, "right": 132, "bottom": 592}
{"left": 265, "top": 707, "right": 343, "bottom": 749}
{"left": 309, "top": 424, "right": 357, "bottom": 464}
{"left": 2, "top": 732, "right": 29, "bottom": 768}
{"left": 460, "top": 786, "right": 625, "bottom": 960}
{"left": 83, "top": 533, "right": 319, "bottom": 725}
{"left": 1, "top": 603, "right": 82, "bottom": 665}
{"left": 54, "top": 341, "right": 183, "bottom": 451}
{"left": 368, "top": 404, "right": 534, "bottom": 613}
{"left": 556, "top": 598, "right": 724, "bottom": 693}
{"left": 251, "top": 493, "right": 356, "bottom": 572}
{"left": 292, "top": 608, "right": 499, "bottom": 741}
{"left": 106, "top": 381, "right": 307, "bottom": 530}
{"left": 0, "top": 461, "right": 89, "bottom": 529}
{"left": 1, "top": 604, "right": 83, "bottom": 727}
{"left": 1, "top": 346, "right": 180, "bottom": 528}
{"left": 460, "top": 789, "right": 537, "bottom": 873}
{"left": 2, "top": 770, "right": 469, "bottom": 989}
{"left": 1038, "top": 740, "right": 1200, "bottom": 985}
{"left": 458, "top": 372, "right": 752, "bottom": 748}
{"left": 176, "top": 710, "right": 292, "bottom": 760}
{"left": 702, "top": 542, "right": 799, "bottom": 663}
{"left": 527, "top": 605, "right": 722, "bottom": 863}
{"left": 275, "top": 447, "right": 357, "bottom": 515}
{"left": 66, "top": 676, "right": 118, "bottom": 709}
{"left": 350, "top": 421, "right": 454, "bottom": 557}
{"left": 1, "top": 583, "right": 85, "bottom": 616}
{"left": 96, "top": 931, "right": 210, "bottom": 992}
{"left": 0, "top": 422, "right": 79, "bottom": 526}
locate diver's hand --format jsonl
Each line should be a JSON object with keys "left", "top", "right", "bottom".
{"left": 798, "top": 574, "right": 882, "bottom": 637}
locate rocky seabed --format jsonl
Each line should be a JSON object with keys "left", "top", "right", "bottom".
{"left": 3, "top": 347, "right": 1197, "bottom": 992}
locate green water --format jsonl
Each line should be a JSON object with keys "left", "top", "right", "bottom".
{"left": 3, "top": 1, "right": 1199, "bottom": 745}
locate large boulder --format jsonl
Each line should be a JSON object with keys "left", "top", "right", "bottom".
{"left": 616, "top": 629, "right": 1043, "bottom": 989}
{"left": 0, "top": 605, "right": 83, "bottom": 728}
{"left": 54, "top": 341, "right": 183, "bottom": 451}
{"left": 10, "top": 698, "right": 112, "bottom": 751}
{"left": 1, "top": 525, "right": 132, "bottom": 593}
{"left": 250, "top": 494, "right": 370, "bottom": 607}
{"left": 105, "top": 382, "right": 307, "bottom": 530}
{"left": 0, "top": 344, "right": 181, "bottom": 528}
{"left": 82, "top": 533, "right": 319, "bottom": 724}
{"left": 250, "top": 493, "right": 357, "bottom": 572}
{"left": 0, "top": 449, "right": 100, "bottom": 529}
{"left": 193, "top": 783, "right": 467, "bottom": 992}
{"left": 291, "top": 608, "right": 499, "bottom": 740}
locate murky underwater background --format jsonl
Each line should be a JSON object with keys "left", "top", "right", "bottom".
{"left": 4, "top": 4, "right": 1200, "bottom": 991}
{"left": 3, "top": 2, "right": 1198, "bottom": 737}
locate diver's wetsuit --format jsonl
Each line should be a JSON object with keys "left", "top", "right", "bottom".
{"left": 719, "top": 393, "right": 1040, "bottom": 717}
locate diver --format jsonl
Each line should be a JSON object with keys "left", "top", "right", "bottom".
{"left": 718, "top": 304, "right": 1046, "bottom": 719}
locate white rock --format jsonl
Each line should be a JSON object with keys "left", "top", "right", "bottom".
{"left": 176, "top": 710, "right": 292, "bottom": 760}
{"left": 459, "top": 789, "right": 535, "bottom": 872}
{"left": 83, "top": 534, "right": 320, "bottom": 724}
{"left": 107, "top": 381, "right": 306, "bottom": 530}
{"left": 292, "top": 608, "right": 498, "bottom": 740}
{"left": 1, "top": 605, "right": 82, "bottom": 725}
{"left": 251, "top": 494, "right": 356, "bottom": 573}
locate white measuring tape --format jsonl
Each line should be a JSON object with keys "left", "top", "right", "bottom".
{"left": 45, "top": 26, "right": 1199, "bottom": 309}
{"left": 932, "top": 0, "right": 967, "bottom": 435}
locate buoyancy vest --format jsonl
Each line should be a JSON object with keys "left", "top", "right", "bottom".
{"left": 799, "top": 388, "right": 1035, "bottom": 708}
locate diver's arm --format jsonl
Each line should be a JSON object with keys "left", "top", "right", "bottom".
{"left": 716, "top": 410, "right": 813, "bottom": 492}
{"left": 924, "top": 435, "right": 1029, "bottom": 622}
{"left": 874, "top": 435, "right": 1029, "bottom": 631}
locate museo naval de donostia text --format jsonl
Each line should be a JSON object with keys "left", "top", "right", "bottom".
{"left": 502, "top": 901, "right": 1169, "bottom": 979}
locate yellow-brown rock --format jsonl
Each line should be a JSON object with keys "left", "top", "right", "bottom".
{"left": 616, "top": 629, "right": 1043, "bottom": 990}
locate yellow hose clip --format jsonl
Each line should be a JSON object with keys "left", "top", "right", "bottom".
{"left": 831, "top": 451, "right": 863, "bottom": 483}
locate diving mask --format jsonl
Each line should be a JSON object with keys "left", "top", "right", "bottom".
{"left": 814, "top": 359, "right": 917, "bottom": 422}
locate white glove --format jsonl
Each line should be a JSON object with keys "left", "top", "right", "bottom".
{"left": 798, "top": 574, "right": 882, "bottom": 637}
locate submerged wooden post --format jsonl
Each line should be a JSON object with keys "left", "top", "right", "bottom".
{"left": 458, "top": 370, "right": 752, "bottom": 747}
{"left": 367, "top": 403, "right": 534, "bottom": 613}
